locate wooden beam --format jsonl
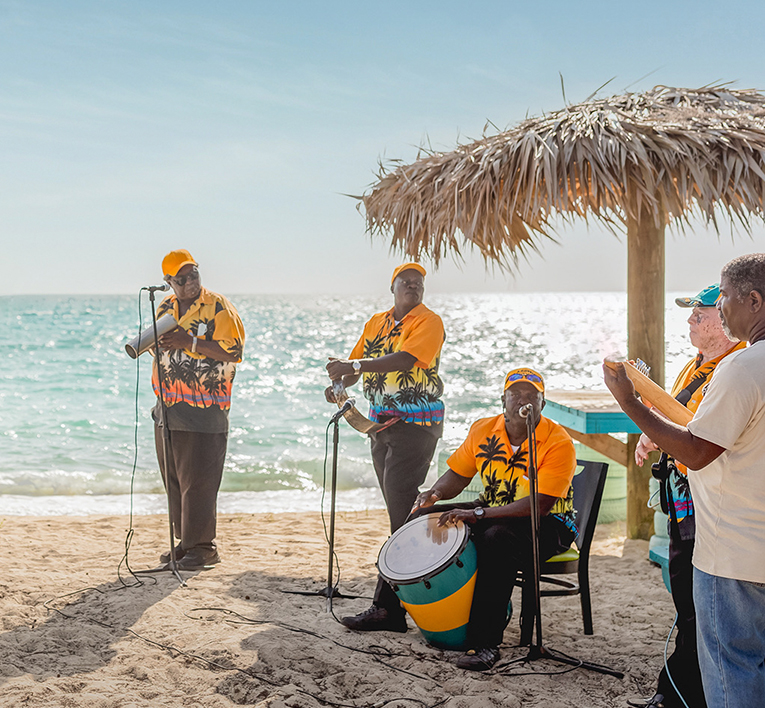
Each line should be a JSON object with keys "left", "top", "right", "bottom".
{"left": 628, "top": 213, "right": 666, "bottom": 388}
{"left": 562, "top": 427, "right": 628, "bottom": 467}
{"left": 626, "top": 212, "right": 665, "bottom": 539}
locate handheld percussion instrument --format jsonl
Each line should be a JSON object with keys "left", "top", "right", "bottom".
{"left": 332, "top": 381, "right": 399, "bottom": 435}
{"left": 604, "top": 357, "right": 693, "bottom": 426}
{"left": 377, "top": 513, "right": 477, "bottom": 650}
{"left": 125, "top": 313, "right": 178, "bottom": 359}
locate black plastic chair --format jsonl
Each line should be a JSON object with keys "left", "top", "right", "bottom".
{"left": 518, "top": 458, "right": 609, "bottom": 644}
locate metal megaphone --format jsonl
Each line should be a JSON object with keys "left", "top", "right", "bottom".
{"left": 125, "top": 313, "right": 178, "bottom": 359}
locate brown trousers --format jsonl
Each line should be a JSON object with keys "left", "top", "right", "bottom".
{"left": 154, "top": 425, "right": 227, "bottom": 552}
{"left": 369, "top": 421, "right": 440, "bottom": 534}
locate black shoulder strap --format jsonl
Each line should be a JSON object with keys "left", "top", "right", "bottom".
{"left": 674, "top": 361, "right": 716, "bottom": 406}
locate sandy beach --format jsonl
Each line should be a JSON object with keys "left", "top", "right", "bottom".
{"left": 0, "top": 511, "right": 674, "bottom": 707}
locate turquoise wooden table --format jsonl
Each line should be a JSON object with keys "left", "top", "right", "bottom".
{"left": 545, "top": 390, "right": 651, "bottom": 538}
{"left": 544, "top": 389, "right": 638, "bottom": 468}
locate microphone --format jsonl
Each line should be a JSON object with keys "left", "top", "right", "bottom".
{"left": 519, "top": 404, "right": 534, "bottom": 418}
{"left": 330, "top": 398, "right": 356, "bottom": 423}
{"left": 142, "top": 284, "right": 170, "bottom": 292}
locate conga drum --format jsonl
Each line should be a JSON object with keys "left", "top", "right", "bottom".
{"left": 377, "top": 513, "right": 477, "bottom": 650}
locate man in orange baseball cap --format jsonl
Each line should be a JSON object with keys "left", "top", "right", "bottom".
{"left": 503, "top": 367, "right": 545, "bottom": 394}
{"left": 404, "top": 367, "right": 576, "bottom": 670}
{"left": 346, "top": 367, "right": 576, "bottom": 670}
{"left": 324, "top": 263, "right": 446, "bottom": 632}
{"left": 150, "top": 249, "right": 245, "bottom": 571}
{"left": 161, "top": 249, "right": 197, "bottom": 278}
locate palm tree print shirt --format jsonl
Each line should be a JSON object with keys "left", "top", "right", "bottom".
{"left": 152, "top": 288, "right": 245, "bottom": 432}
{"left": 349, "top": 303, "right": 445, "bottom": 433}
{"left": 448, "top": 414, "right": 577, "bottom": 532}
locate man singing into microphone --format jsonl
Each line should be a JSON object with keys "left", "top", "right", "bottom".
{"left": 152, "top": 249, "right": 245, "bottom": 570}
{"left": 407, "top": 368, "right": 577, "bottom": 671}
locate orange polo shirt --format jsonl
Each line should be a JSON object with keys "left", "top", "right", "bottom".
{"left": 447, "top": 414, "right": 576, "bottom": 528}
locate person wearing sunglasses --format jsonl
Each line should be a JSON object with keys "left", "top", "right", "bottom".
{"left": 343, "top": 367, "right": 577, "bottom": 672}
{"left": 150, "top": 249, "right": 246, "bottom": 570}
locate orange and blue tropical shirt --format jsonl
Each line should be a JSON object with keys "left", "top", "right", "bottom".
{"left": 349, "top": 303, "right": 445, "bottom": 432}
{"left": 666, "top": 341, "right": 746, "bottom": 529}
{"left": 152, "top": 288, "right": 245, "bottom": 428}
{"left": 448, "top": 414, "right": 577, "bottom": 532}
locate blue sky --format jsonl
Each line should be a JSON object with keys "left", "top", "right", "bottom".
{"left": 1, "top": 0, "right": 764, "bottom": 295}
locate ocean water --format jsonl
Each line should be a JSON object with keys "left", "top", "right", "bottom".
{"left": 0, "top": 293, "right": 696, "bottom": 515}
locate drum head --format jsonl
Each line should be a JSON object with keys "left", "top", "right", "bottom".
{"left": 377, "top": 513, "right": 468, "bottom": 583}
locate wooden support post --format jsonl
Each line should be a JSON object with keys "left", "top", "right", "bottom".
{"left": 626, "top": 434, "right": 654, "bottom": 538}
{"left": 626, "top": 211, "right": 665, "bottom": 539}
{"left": 562, "top": 427, "right": 628, "bottom": 468}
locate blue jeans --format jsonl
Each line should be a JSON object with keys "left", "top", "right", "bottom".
{"left": 693, "top": 568, "right": 765, "bottom": 708}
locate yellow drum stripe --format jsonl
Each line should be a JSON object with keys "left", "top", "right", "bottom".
{"left": 401, "top": 571, "right": 477, "bottom": 633}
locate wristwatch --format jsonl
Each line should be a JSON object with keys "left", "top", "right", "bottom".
{"left": 473, "top": 507, "right": 485, "bottom": 519}
{"left": 352, "top": 360, "right": 362, "bottom": 374}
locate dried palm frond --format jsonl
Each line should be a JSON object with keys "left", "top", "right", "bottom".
{"left": 361, "top": 85, "right": 765, "bottom": 266}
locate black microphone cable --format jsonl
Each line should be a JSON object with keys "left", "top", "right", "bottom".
{"left": 663, "top": 612, "right": 691, "bottom": 708}
{"left": 116, "top": 290, "right": 156, "bottom": 588}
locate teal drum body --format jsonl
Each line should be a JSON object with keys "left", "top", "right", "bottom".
{"left": 377, "top": 513, "right": 477, "bottom": 650}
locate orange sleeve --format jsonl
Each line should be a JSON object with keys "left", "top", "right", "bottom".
{"left": 446, "top": 420, "right": 488, "bottom": 479}
{"left": 348, "top": 315, "right": 377, "bottom": 359}
{"left": 349, "top": 333, "right": 365, "bottom": 360}
{"left": 400, "top": 312, "right": 445, "bottom": 368}
{"left": 212, "top": 300, "right": 246, "bottom": 363}
{"left": 536, "top": 430, "right": 577, "bottom": 498}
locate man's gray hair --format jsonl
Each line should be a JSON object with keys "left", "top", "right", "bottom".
{"left": 721, "top": 254, "right": 765, "bottom": 300}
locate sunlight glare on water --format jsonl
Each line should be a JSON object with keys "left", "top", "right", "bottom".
{"left": 0, "top": 293, "right": 700, "bottom": 514}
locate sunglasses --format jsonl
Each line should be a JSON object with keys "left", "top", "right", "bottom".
{"left": 168, "top": 268, "right": 200, "bottom": 287}
{"left": 506, "top": 372, "right": 543, "bottom": 384}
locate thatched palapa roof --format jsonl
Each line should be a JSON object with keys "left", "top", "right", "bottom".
{"left": 361, "top": 85, "right": 765, "bottom": 266}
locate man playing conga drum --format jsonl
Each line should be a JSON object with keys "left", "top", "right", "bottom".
{"left": 392, "top": 368, "right": 576, "bottom": 671}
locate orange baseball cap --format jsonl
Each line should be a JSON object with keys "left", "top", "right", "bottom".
{"left": 391, "top": 262, "right": 426, "bottom": 285}
{"left": 504, "top": 368, "right": 545, "bottom": 394}
{"left": 162, "top": 249, "right": 198, "bottom": 278}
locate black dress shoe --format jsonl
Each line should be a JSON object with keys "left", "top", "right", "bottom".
{"left": 340, "top": 606, "right": 408, "bottom": 633}
{"left": 172, "top": 548, "right": 221, "bottom": 570}
{"left": 456, "top": 647, "right": 500, "bottom": 671}
{"left": 160, "top": 543, "right": 185, "bottom": 564}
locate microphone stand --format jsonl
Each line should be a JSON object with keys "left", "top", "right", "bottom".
{"left": 283, "top": 402, "right": 361, "bottom": 609}
{"left": 502, "top": 410, "right": 622, "bottom": 678}
{"left": 136, "top": 287, "right": 185, "bottom": 585}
